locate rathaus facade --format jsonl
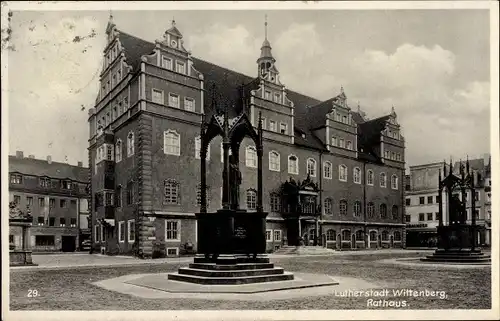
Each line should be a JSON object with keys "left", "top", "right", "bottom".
{"left": 88, "top": 16, "right": 406, "bottom": 258}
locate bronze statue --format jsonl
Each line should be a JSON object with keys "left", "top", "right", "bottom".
{"left": 229, "top": 154, "right": 242, "bottom": 210}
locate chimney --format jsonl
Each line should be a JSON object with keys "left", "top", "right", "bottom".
{"left": 15, "top": 151, "right": 24, "bottom": 158}
{"left": 29, "top": 155, "right": 35, "bottom": 159}
{"left": 47, "top": 156, "right": 52, "bottom": 164}
{"left": 483, "top": 153, "right": 490, "bottom": 166}
{"left": 78, "top": 161, "right": 83, "bottom": 167}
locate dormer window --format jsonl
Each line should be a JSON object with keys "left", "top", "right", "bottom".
{"left": 269, "top": 120, "right": 277, "bottom": 132}
{"left": 342, "top": 115, "right": 347, "bottom": 124}
{"left": 176, "top": 61, "right": 185, "bottom": 74}
{"left": 274, "top": 93, "right": 281, "bottom": 104}
{"left": 162, "top": 56, "right": 173, "bottom": 70}
{"left": 264, "top": 90, "right": 271, "bottom": 100}
{"left": 346, "top": 141, "right": 353, "bottom": 150}
{"left": 279, "top": 123, "right": 287, "bottom": 135}
{"left": 331, "top": 136, "right": 337, "bottom": 147}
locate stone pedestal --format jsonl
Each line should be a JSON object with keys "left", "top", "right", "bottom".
{"left": 9, "top": 218, "right": 37, "bottom": 266}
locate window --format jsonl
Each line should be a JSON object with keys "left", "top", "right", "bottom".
{"left": 324, "top": 198, "right": 333, "bottom": 215}
{"left": 380, "top": 204, "right": 387, "bottom": 219}
{"left": 385, "top": 150, "right": 390, "bottom": 159}
{"left": 13, "top": 195, "right": 20, "bottom": 205}
{"left": 269, "top": 120, "right": 277, "bottom": 132}
{"left": 261, "top": 117, "right": 267, "bottom": 130}
{"left": 126, "top": 182, "right": 135, "bottom": 205}
{"left": 307, "top": 158, "right": 317, "bottom": 177}
{"left": 339, "top": 165, "right": 347, "bottom": 182}
{"left": 184, "top": 97, "right": 195, "bottom": 112}
{"left": 38, "top": 198, "right": 45, "bottom": 208}
{"left": 323, "top": 161, "right": 332, "bottom": 179}
{"left": 35, "top": 235, "right": 55, "bottom": 246}
{"left": 115, "top": 140, "right": 122, "bottom": 162}
{"left": 60, "top": 199, "right": 67, "bottom": 208}
{"left": 10, "top": 174, "right": 22, "bottom": 184}
{"left": 427, "top": 196, "right": 433, "bottom": 204}
{"left": 353, "top": 167, "right": 361, "bottom": 184}
{"left": 246, "top": 189, "right": 257, "bottom": 210}
{"left": 353, "top": 201, "right": 361, "bottom": 217}
{"left": 270, "top": 193, "right": 281, "bottom": 212}
{"left": 427, "top": 213, "right": 433, "bottom": 221}
{"left": 37, "top": 216, "right": 44, "bottom": 225}
{"left": 405, "top": 215, "right": 411, "bottom": 223}
{"left": 419, "top": 213, "right": 425, "bottom": 221}
{"left": 279, "top": 123, "right": 287, "bottom": 134}
{"left": 167, "top": 247, "right": 179, "bottom": 256}
{"left": 49, "top": 217, "right": 55, "bottom": 226}
{"left": 392, "top": 205, "right": 399, "bottom": 220}
{"left": 266, "top": 230, "right": 272, "bottom": 242}
{"left": 264, "top": 90, "right": 271, "bottom": 100}
{"left": 419, "top": 197, "right": 425, "bottom": 205}
{"left": 40, "top": 177, "right": 50, "bottom": 188}
{"left": 346, "top": 141, "right": 353, "bottom": 150}
{"left": 269, "top": 151, "right": 280, "bottom": 172}
{"left": 118, "top": 221, "right": 125, "bottom": 242}
{"left": 168, "top": 93, "right": 180, "bottom": 108}
{"left": 367, "top": 202, "right": 375, "bottom": 218}
{"left": 105, "top": 192, "right": 113, "bottom": 206}
{"left": 380, "top": 173, "right": 387, "bottom": 188}
{"left": 339, "top": 138, "right": 345, "bottom": 149}
{"left": 394, "top": 231, "right": 402, "bottom": 241}
{"left": 195, "top": 136, "right": 210, "bottom": 160}
{"left": 355, "top": 230, "right": 364, "bottom": 241}
{"left": 60, "top": 217, "right": 66, "bottom": 227}
{"left": 288, "top": 155, "right": 298, "bottom": 174}
{"left": 405, "top": 198, "right": 411, "bottom": 206}
{"left": 391, "top": 175, "right": 399, "bottom": 190}
{"left": 326, "top": 229, "right": 335, "bottom": 241}
{"left": 27, "top": 197, "right": 33, "bottom": 207}
{"left": 274, "top": 93, "right": 281, "bottom": 103}
{"left": 164, "top": 130, "right": 180, "bottom": 156}
{"left": 176, "top": 61, "right": 186, "bottom": 74}
{"left": 274, "top": 230, "right": 282, "bottom": 242}
{"left": 70, "top": 218, "right": 76, "bottom": 227}
{"left": 127, "top": 132, "right": 135, "bottom": 157}
{"left": 62, "top": 180, "right": 73, "bottom": 190}
{"left": 367, "top": 170, "right": 374, "bottom": 186}
{"left": 246, "top": 146, "right": 257, "bottom": 168}
{"left": 106, "top": 145, "right": 114, "bottom": 161}
{"left": 49, "top": 198, "right": 55, "bottom": 208}
{"left": 342, "top": 230, "right": 351, "bottom": 241}
{"left": 164, "top": 180, "right": 179, "bottom": 204}
{"left": 162, "top": 56, "right": 173, "bottom": 70}
{"left": 152, "top": 89, "right": 164, "bottom": 104}
{"left": 475, "top": 191, "right": 480, "bottom": 201}
{"left": 116, "top": 186, "right": 122, "bottom": 207}
{"left": 331, "top": 136, "right": 337, "bottom": 147}
{"left": 381, "top": 231, "right": 389, "bottom": 241}
{"left": 474, "top": 209, "right": 479, "bottom": 219}
{"left": 339, "top": 200, "right": 347, "bottom": 216}
{"left": 166, "top": 220, "right": 180, "bottom": 240}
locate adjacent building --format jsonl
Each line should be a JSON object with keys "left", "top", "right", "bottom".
{"left": 8, "top": 152, "right": 89, "bottom": 252}
{"left": 405, "top": 155, "right": 491, "bottom": 247}
{"left": 88, "top": 16, "right": 406, "bottom": 258}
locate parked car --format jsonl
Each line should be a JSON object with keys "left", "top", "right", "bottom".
{"left": 80, "top": 240, "right": 91, "bottom": 251}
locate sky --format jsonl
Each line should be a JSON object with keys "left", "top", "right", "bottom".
{"left": 5, "top": 6, "right": 492, "bottom": 169}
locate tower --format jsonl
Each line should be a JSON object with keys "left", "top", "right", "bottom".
{"left": 257, "top": 15, "right": 280, "bottom": 85}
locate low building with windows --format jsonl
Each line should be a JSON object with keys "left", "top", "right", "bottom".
{"left": 9, "top": 152, "right": 89, "bottom": 252}
{"left": 88, "top": 16, "right": 406, "bottom": 257}
{"left": 405, "top": 155, "right": 491, "bottom": 247}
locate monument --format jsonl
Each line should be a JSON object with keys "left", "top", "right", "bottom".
{"left": 9, "top": 201, "right": 37, "bottom": 266}
{"left": 168, "top": 108, "right": 294, "bottom": 284}
{"left": 421, "top": 159, "right": 491, "bottom": 264}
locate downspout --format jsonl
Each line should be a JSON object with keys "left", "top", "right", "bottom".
{"left": 318, "top": 150, "right": 323, "bottom": 246}
{"left": 363, "top": 162, "right": 367, "bottom": 249}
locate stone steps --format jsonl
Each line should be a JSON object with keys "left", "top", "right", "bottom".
{"left": 168, "top": 271, "right": 294, "bottom": 285}
{"left": 420, "top": 249, "right": 491, "bottom": 264}
{"left": 178, "top": 267, "right": 285, "bottom": 278}
{"left": 189, "top": 263, "right": 275, "bottom": 270}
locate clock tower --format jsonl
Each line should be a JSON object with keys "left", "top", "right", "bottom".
{"left": 257, "top": 16, "right": 281, "bottom": 85}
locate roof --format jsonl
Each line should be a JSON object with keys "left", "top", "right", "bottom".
{"left": 113, "top": 29, "right": 393, "bottom": 157}
{"left": 9, "top": 156, "right": 88, "bottom": 182}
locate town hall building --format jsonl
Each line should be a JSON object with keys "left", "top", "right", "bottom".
{"left": 88, "top": 16, "right": 406, "bottom": 257}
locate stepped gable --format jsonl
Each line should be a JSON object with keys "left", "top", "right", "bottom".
{"left": 114, "top": 29, "right": 391, "bottom": 157}
{"left": 9, "top": 155, "right": 88, "bottom": 182}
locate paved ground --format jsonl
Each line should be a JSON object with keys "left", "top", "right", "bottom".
{"left": 9, "top": 250, "right": 491, "bottom": 310}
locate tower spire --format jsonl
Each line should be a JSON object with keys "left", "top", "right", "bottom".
{"left": 265, "top": 14, "right": 268, "bottom": 41}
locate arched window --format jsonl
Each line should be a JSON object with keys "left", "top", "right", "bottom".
{"left": 355, "top": 230, "right": 364, "bottom": 241}
{"left": 353, "top": 201, "right": 362, "bottom": 217}
{"left": 367, "top": 169, "right": 374, "bottom": 185}
{"left": 164, "top": 130, "right": 180, "bottom": 156}
{"left": 115, "top": 139, "right": 122, "bottom": 162}
{"left": 288, "top": 155, "right": 298, "bottom": 174}
{"left": 326, "top": 229, "right": 335, "bottom": 241}
{"left": 380, "top": 172, "right": 387, "bottom": 188}
{"left": 380, "top": 204, "right": 387, "bottom": 219}
{"left": 391, "top": 174, "right": 399, "bottom": 190}
{"left": 353, "top": 167, "right": 361, "bottom": 184}
{"left": 164, "top": 179, "right": 179, "bottom": 204}
{"left": 195, "top": 136, "right": 210, "bottom": 160}
{"left": 394, "top": 231, "right": 402, "bottom": 241}
{"left": 392, "top": 205, "right": 399, "bottom": 220}
{"left": 339, "top": 165, "right": 348, "bottom": 182}
{"left": 270, "top": 193, "right": 281, "bottom": 212}
{"left": 269, "top": 151, "right": 280, "bottom": 171}
{"left": 342, "top": 230, "right": 351, "bottom": 241}
{"left": 127, "top": 132, "right": 135, "bottom": 157}
{"left": 339, "top": 200, "right": 348, "bottom": 215}
{"left": 246, "top": 146, "right": 257, "bottom": 168}
{"left": 323, "top": 161, "right": 332, "bottom": 179}
{"left": 381, "top": 230, "right": 389, "bottom": 241}
{"left": 246, "top": 189, "right": 257, "bottom": 210}
{"left": 307, "top": 158, "right": 317, "bottom": 177}
{"left": 324, "top": 198, "right": 333, "bottom": 215}
{"left": 369, "top": 230, "right": 377, "bottom": 242}
{"left": 367, "top": 202, "right": 375, "bottom": 218}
